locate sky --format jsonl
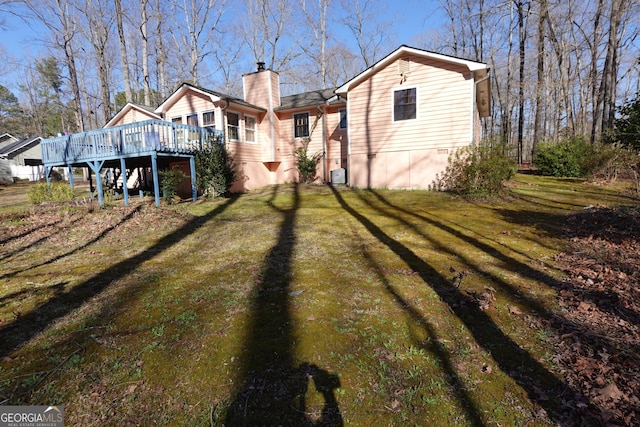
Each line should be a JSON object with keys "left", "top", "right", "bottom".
{"left": 0, "top": 0, "right": 448, "bottom": 93}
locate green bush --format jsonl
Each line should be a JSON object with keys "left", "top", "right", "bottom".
{"left": 27, "top": 182, "right": 75, "bottom": 204}
{"left": 533, "top": 138, "right": 594, "bottom": 177}
{"left": 194, "top": 136, "right": 238, "bottom": 198}
{"left": 433, "top": 142, "right": 517, "bottom": 196}
{"left": 293, "top": 141, "right": 322, "bottom": 184}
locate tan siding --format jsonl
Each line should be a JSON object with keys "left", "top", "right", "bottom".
{"left": 348, "top": 54, "right": 474, "bottom": 156}
{"left": 110, "top": 109, "right": 158, "bottom": 126}
{"left": 325, "top": 105, "right": 348, "bottom": 181}
{"left": 164, "top": 92, "right": 214, "bottom": 121}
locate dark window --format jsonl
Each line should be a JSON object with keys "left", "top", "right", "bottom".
{"left": 202, "top": 111, "right": 215, "bottom": 128}
{"left": 393, "top": 88, "right": 417, "bottom": 121}
{"left": 294, "top": 112, "right": 310, "bottom": 138}
{"left": 339, "top": 109, "right": 347, "bottom": 129}
{"left": 227, "top": 112, "right": 240, "bottom": 140}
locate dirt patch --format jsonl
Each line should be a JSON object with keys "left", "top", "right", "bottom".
{"left": 553, "top": 205, "right": 640, "bottom": 426}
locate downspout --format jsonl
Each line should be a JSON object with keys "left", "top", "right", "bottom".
{"left": 221, "top": 99, "right": 229, "bottom": 146}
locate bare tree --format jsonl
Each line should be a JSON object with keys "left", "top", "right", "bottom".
{"left": 114, "top": 0, "right": 132, "bottom": 104}
{"left": 340, "top": 0, "right": 394, "bottom": 68}
{"left": 239, "top": 0, "right": 299, "bottom": 72}
{"left": 76, "top": 0, "right": 114, "bottom": 123}
{"left": 25, "top": 0, "right": 85, "bottom": 132}
{"left": 168, "top": 0, "right": 227, "bottom": 85}
{"left": 300, "top": 0, "right": 331, "bottom": 88}
{"left": 140, "top": 0, "right": 151, "bottom": 105}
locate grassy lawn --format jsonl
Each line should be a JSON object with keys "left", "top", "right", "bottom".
{"left": 0, "top": 175, "right": 636, "bottom": 425}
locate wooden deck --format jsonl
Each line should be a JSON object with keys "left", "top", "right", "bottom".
{"left": 41, "top": 120, "right": 224, "bottom": 206}
{"left": 41, "top": 119, "right": 222, "bottom": 166}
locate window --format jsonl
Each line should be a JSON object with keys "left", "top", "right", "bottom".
{"left": 294, "top": 112, "right": 310, "bottom": 138}
{"left": 186, "top": 113, "right": 198, "bottom": 126}
{"left": 245, "top": 115, "right": 257, "bottom": 143}
{"left": 393, "top": 87, "right": 417, "bottom": 121}
{"left": 202, "top": 111, "right": 215, "bottom": 128}
{"left": 339, "top": 109, "right": 347, "bottom": 129}
{"left": 186, "top": 113, "right": 199, "bottom": 144}
{"left": 172, "top": 116, "right": 184, "bottom": 144}
{"left": 227, "top": 112, "right": 240, "bottom": 141}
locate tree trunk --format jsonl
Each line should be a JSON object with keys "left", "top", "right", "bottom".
{"left": 115, "top": 0, "right": 133, "bottom": 103}
{"left": 141, "top": 0, "right": 150, "bottom": 105}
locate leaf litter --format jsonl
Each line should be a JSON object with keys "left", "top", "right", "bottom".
{"left": 552, "top": 204, "right": 640, "bottom": 426}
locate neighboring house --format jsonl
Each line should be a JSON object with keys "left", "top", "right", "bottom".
{"left": 132, "top": 45, "right": 489, "bottom": 191}
{"left": 0, "top": 133, "right": 19, "bottom": 149}
{"left": 0, "top": 136, "right": 44, "bottom": 181}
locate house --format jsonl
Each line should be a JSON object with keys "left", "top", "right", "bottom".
{"left": 41, "top": 45, "right": 489, "bottom": 205}
{"left": 0, "top": 136, "right": 44, "bottom": 181}
{"left": 103, "top": 103, "right": 163, "bottom": 128}
{"left": 138, "top": 45, "right": 489, "bottom": 192}
{"left": 0, "top": 133, "right": 19, "bottom": 148}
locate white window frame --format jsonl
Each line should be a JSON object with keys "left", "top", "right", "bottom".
{"left": 392, "top": 86, "right": 418, "bottom": 123}
{"left": 186, "top": 113, "right": 198, "bottom": 127}
{"left": 339, "top": 108, "right": 347, "bottom": 129}
{"left": 294, "top": 112, "right": 310, "bottom": 139}
{"left": 227, "top": 111, "right": 241, "bottom": 141}
{"left": 202, "top": 110, "right": 216, "bottom": 129}
{"left": 245, "top": 114, "right": 257, "bottom": 144}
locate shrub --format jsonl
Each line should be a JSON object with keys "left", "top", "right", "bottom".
{"left": 159, "top": 168, "right": 187, "bottom": 204}
{"left": 27, "top": 182, "right": 75, "bottom": 204}
{"left": 293, "top": 139, "right": 322, "bottom": 184}
{"left": 194, "top": 136, "right": 238, "bottom": 198}
{"left": 433, "top": 142, "right": 517, "bottom": 196}
{"left": 533, "top": 138, "right": 594, "bottom": 177}
{"left": 582, "top": 143, "right": 637, "bottom": 182}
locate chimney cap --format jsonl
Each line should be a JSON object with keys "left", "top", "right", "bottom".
{"left": 257, "top": 61, "right": 266, "bottom": 72}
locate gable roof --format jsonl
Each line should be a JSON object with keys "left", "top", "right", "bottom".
{"left": 0, "top": 136, "right": 42, "bottom": 159}
{"left": 335, "top": 45, "right": 488, "bottom": 96}
{"left": 276, "top": 88, "right": 344, "bottom": 111}
{"left": 104, "top": 103, "right": 162, "bottom": 128}
{"left": 0, "top": 133, "right": 18, "bottom": 147}
{"left": 155, "top": 82, "right": 266, "bottom": 115}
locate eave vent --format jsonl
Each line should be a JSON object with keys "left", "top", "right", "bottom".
{"left": 399, "top": 58, "right": 411, "bottom": 76}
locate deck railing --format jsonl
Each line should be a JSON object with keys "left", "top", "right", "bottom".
{"left": 41, "top": 119, "right": 224, "bottom": 165}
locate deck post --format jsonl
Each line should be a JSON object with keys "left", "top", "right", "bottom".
{"left": 120, "top": 157, "right": 129, "bottom": 206}
{"left": 44, "top": 166, "right": 52, "bottom": 184}
{"left": 87, "top": 160, "right": 106, "bottom": 207}
{"left": 151, "top": 154, "right": 161, "bottom": 207}
{"left": 190, "top": 156, "right": 197, "bottom": 202}
{"left": 68, "top": 165, "right": 74, "bottom": 189}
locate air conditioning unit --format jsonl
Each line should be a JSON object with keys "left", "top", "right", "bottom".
{"left": 331, "top": 168, "right": 346, "bottom": 185}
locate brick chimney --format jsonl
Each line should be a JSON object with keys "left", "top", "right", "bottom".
{"left": 242, "top": 63, "right": 280, "bottom": 161}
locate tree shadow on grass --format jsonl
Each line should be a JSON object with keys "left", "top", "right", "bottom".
{"left": 224, "top": 184, "right": 343, "bottom": 426}
{"left": 0, "top": 206, "right": 143, "bottom": 280}
{"left": 0, "top": 197, "right": 239, "bottom": 358}
{"left": 330, "top": 186, "right": 595, "bottom": 425}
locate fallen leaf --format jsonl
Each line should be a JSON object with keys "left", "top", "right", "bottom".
{"left": 597, "top": 383, "right": 623, "bottom": 401}
{"left": 507, "top": 305, "right": 523, "bottom": 315}
{"left": 481, "top": 364, "right": 492, "bottom": 374}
